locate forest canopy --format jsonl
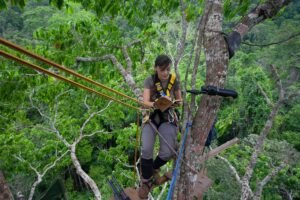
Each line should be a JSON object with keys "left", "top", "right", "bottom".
{"left": 0, "top": 0, "right": 299, "bottom": 199}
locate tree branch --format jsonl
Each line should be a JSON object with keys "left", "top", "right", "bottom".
{"left": 126, "top": 39, "right": 142, "bottom": 48}
{"left": 76, "top": 54, "right": 127, "bottom": 75}
{"left": 190, "top": 1, "right": 213, "bottom": 111}
{"left": 279, "top": 187, "right": 293, "bottom": 200}
{"left": 257, "top": 83, "right": 274, "bottom": 107}
{"left": 253, "top": 162, "right": 287, "bottom": 200}
{"left": 68, "top": 101, "right": 113, "bottom": 200}
{"left": 84, "top": 95, "right": 90, "bottom": 110}
{"left": 234, "top": 0, "right": 293, "bottom": 38}
{"left": 242, "top": 32, "right": 300, "bottom": 47}
{"left": 198, "top": 138, "right": 239, "bottom": 163}
{"left": 83, "top": 130, "right": 107, "bottom": 138}
{"left": 29, "top": 89, "right": 70, "bottom": 147}
{"left": 241, "top": 65, "right": 285, "bottom": 200}
{"left": 77, "top": 101, "right": 112, "bottom": 144}
{"left": 113, "top": 156, "right": 135, "bottom": 169}
{"left": 217, "top": 155, "right": 242, "bottom": 185}
{"left": 270, "top": 64, "right": 284, "bottom": 100}
{"left": 121, "top": 46, "right": 133, "bottom": 74}
{"left": 14, "top": 150, "right": 69, "bottom": 200}
{"left": 29, "top": 89, "right": 51, "bottom": 121}
{"left": 26, "top": 86, "right": 116, "bottom": 200}
{"left": 224, "top": 0, "right": 293, "bottom": 58}
{"left": 156, "top": 182, "right": 168, "bottom": 200}
{"left": 70, "top": 144, "right": 101, "bottom": 200}
{"left": 217, "top": 154, "right": 255, "bottom": 198}
{"left": 286, "top": 90, "right": 300, "bottom": 100}
{"left": 76, "top": 52, "right": 142, "bottom": 100}
{"left": 174, "top": 0, "right": 188, "bottom": 78}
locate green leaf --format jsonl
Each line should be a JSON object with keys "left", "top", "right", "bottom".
{"left": 0, "top": 0, "right": 7, "bottom": 9}
{"left": 66, "top": 3, "right": 74, "bottom": 14}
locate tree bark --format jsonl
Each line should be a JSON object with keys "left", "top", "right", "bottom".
{"left": 176, "top": 1, "right": 228, "bottom": 199}
{"left": 0, "top": 171, "right": 14, "bottom": 200}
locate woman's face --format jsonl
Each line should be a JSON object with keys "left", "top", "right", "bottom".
{"left": 155, "top": 64, "right": 171, "bottom": 81}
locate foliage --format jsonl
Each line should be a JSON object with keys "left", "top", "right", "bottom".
{"left": 216, "top": 135, "right": 300, "bottom": 199}
{"left": 0, "top": 0, "right": 299, "bottom": 199}
{"left": 217, "top": 56, "right": 272, "bottom": 141}
{"left": 205, "top": 157, "right": 241, "bottom": 200}
{"left": 212, "top": 2, "right": 300, "bottom": 198}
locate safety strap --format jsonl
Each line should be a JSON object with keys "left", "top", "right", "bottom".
{"left": 146, "top": 73, "right": 176, "bottom": 126}
{"left": 153, "top": 73, "right": 176, "bottom": 97}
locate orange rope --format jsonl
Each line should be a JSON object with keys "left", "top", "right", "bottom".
{"left": 0, "top": 37, "right": 148, "bottom": 108}
{"left": 0, "top": 50, "right": 141, "bottom": 111}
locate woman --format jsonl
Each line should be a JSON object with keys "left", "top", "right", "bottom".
{"left": 138, "top": 54, "right": 182, "bottom": 198}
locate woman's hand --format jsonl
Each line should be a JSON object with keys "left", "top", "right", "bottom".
{"left": 144, "top": 101, "right": 155, "bottom": 108}
{"left": 171, "top": 100, "right": 182, "bottom": 108}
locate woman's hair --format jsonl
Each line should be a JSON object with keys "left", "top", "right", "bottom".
{"left": 155, "top": 55, "right": 172, "bottom": 70}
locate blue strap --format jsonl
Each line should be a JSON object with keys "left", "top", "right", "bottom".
{"left": 166, "top": 122, "right": 192, "bottom": 200}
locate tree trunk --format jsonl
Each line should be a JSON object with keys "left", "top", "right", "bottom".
{"left": 176, "top": 0, "right": 228, "bottom": 199}
{"left": 0, "top": 171, "right": 14, "bottom": 200}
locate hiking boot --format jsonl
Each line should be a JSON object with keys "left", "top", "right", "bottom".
{"left": 154, "top": 170, "right": 173, "bottom": 185}
{"left": 137, "top": 178, "right": 153, "bottom": 199}
{"left": 153, "top": 169, "right": 160, "bottom": 182}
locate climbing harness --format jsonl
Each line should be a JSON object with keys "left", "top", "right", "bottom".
{"left": 166, "top": 122, "right": 192, "bottom": 200}
{"left": 144, "top": 72, "right": 179, "bottom": 127}
{"left": 0, "top": 37, "right": 149, "bottom": 111}
{"left": 152, "top": 72, "right": 176, "bottom": 97}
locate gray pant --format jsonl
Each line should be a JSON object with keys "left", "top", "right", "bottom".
{"left": 141, "top": 122, "right": 178, "bottom": 161}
